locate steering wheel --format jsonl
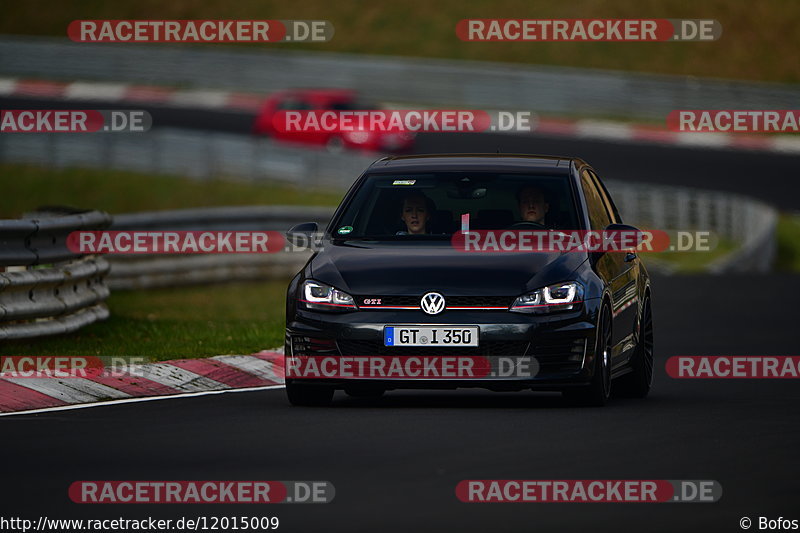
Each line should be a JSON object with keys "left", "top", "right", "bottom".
{"left": 508, "top": 221, "right": 546, "bottom": 229}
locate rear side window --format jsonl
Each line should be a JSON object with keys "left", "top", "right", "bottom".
{"left": 580, "top": 170, "right": 612, "bottom": 231}
{"left": 587, "top": 170, "right": 622, "bottom": 224}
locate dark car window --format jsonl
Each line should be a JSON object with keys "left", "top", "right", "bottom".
{"left": 587, "top": 169, "right": 622, "bottom": 224}
{"left": 331, "top": 172, "right": 579, "bottom": 238}
{"left": 580, "top": 170, "right": 613, "bottom": 231}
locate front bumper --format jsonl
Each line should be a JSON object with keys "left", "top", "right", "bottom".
{"left": 285, "top": 301, "right": 601, "bottom": 391}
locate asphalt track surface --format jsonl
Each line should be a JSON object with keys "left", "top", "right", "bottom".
{"left": 2, "top": 96, "right": 799, "bottom": 532}
{"left": 3, "top": 274, "right": 800, "bottom": 532}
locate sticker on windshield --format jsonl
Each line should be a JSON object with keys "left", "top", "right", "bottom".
{"left": 392, "top": 179, "right": 417, "bottom": 185}
{"left": 337, "top": 226, "right": 353, "bottom": 235}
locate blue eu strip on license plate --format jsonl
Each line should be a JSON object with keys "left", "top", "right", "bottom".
{"left": 384, "top": 327, "right": 394, "bottom": 346}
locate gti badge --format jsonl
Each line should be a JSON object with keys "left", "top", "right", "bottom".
{"left": 420, "top": 292, "right": 446, "bottom": 315}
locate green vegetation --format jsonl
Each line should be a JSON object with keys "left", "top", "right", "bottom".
{"left": 2, "top": 0, "right": 799, "bottom": 83}
{"left": 776, "top": 214, "right": 800, "bottom": 272}
{"left": 0, "top": 163, "right": 341, "bottom": 218}
{"left": 640, "top": 238, "right": 737, "bottom": 273}
{"left": 0, "top": 281, "right": 289, "bottom": 360}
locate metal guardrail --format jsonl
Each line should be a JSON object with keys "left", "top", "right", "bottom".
{"left": 107, "top": 206, "right": 331, "bottom": 289}
{"left": 2, "top": 36, "right": 800, "bottom": 119}
{"left": 0, "top": 128, "right": 375, "bottom": 187}
{"left": 606, "top": 180, "right": 777, "bottom": 273}
{"left": 0, "top": 210, "right": 112, "bottom": 340}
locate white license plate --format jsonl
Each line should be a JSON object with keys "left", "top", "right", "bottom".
{"left": 384, "top": 326, "right": 479, "bottom": 347}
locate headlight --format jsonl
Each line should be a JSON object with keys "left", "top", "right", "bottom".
{"left": 509, "top": 282, "right": 584, "bottom": 313}
{"left": 300, "top": 280, "right": 357, "bottom": 311}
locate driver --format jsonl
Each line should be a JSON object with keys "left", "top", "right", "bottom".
{"left": 397, "top": 191, "right": 435, "bottom": 235}
{"left": 516, "top": 186, "right": 550, "bottom": 225}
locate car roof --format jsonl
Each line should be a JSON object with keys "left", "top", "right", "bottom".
{"left": 367, "top": 153, "right": 584, "bottom": 174}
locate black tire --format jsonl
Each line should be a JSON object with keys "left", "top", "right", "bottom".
{"left": 614, "top": 296, "right": 654, "bottom": 398}
{"left": 286, "top": 381, "right": 334, "bottom": 406}
{"left": 563, "top": 303, "right": 612, "bottom": 407}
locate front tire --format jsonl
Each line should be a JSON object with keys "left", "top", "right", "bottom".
{"left": 286, "top": 381, "right": 334, "bottom": 406}
{"left": 614, "top": 296, "right": 654, "bottom": 398}
{"left": 564, "top": 303, "right": 612, "bottom": 407}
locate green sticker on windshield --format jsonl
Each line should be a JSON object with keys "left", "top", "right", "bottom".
{"left": 337, "top": 226, "right": 353, "bottom": 234}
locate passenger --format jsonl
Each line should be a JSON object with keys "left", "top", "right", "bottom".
{"left": 397, "top": 192, "right": 434, "bottom": 235}
{"left": 516, "top": 186, "right": 550, "bottom": 225}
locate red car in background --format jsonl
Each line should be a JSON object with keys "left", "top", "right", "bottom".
{"left": 252, "top": 89, "right": 415, "bottom": 153}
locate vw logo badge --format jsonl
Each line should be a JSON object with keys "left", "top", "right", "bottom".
{"left": 420, "top": 292, "right": 446, "bottom": 315}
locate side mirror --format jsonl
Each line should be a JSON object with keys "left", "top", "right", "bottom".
{"left": 286, "top": 222, "right": 319, "bottom": 249}
{"left": 592, "top": 223, "right": 643, "bottom": 262}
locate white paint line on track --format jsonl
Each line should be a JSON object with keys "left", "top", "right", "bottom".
{"left": 0, "top": 384, "right": 285, "bottom": 417}
{"left": 170, "top": 90, "right": 229, "bottom": 108}
{"left": 576, "top": 120, "right": 634, "bottom": 140}
{"left": 135, "top": 363, "right": 229, "bottom": 392}
{"left": 770, "top": 136, "right": 800, "bottom": 154}
{"left": 2, "top": 378, "right": 131, "bottom": 403}
{"left": 65, "top": 81, "right": 128, "bottom": 101}
{"left": 213, "top": 355, "right": 283, "bottom": 382}
{"left": 674, "top": 132, "right": 731, "bottom": 147}
{"left": 0, "top": 78, "right": 17, "bottom": 96}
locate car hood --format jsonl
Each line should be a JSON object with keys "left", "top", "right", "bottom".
{"left": 310, "top": 241, "right": 587, "bottom": 296}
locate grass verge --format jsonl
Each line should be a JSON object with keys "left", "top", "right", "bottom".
{"left": 776, "top": 214, "right": 800, "bottom": 272}
{"left": 2, "top": 0, "right": 799, "bottom": 83}
{"left": 0, "top": 280, "right": 289, "bottom": 361}
{"left": 0, "top": 163, "right": 342, "bottom": 218}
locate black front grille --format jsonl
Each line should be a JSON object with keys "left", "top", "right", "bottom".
{"left": 356, "top": 295, "right": 514, "bottom": 308}
{"left": 337, "top": 339, "right": 529, "bottom": 357}
{"left": 448, "top": 296, "right": 515, "bottom": 308}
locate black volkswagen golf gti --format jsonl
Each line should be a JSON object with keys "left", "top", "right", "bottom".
{"left": 285, "top": 154, "right": 654, "bottom": 407}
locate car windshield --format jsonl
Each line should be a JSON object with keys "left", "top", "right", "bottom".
{"left": 331, "top": 172, "right": 579, "bottom": 239}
